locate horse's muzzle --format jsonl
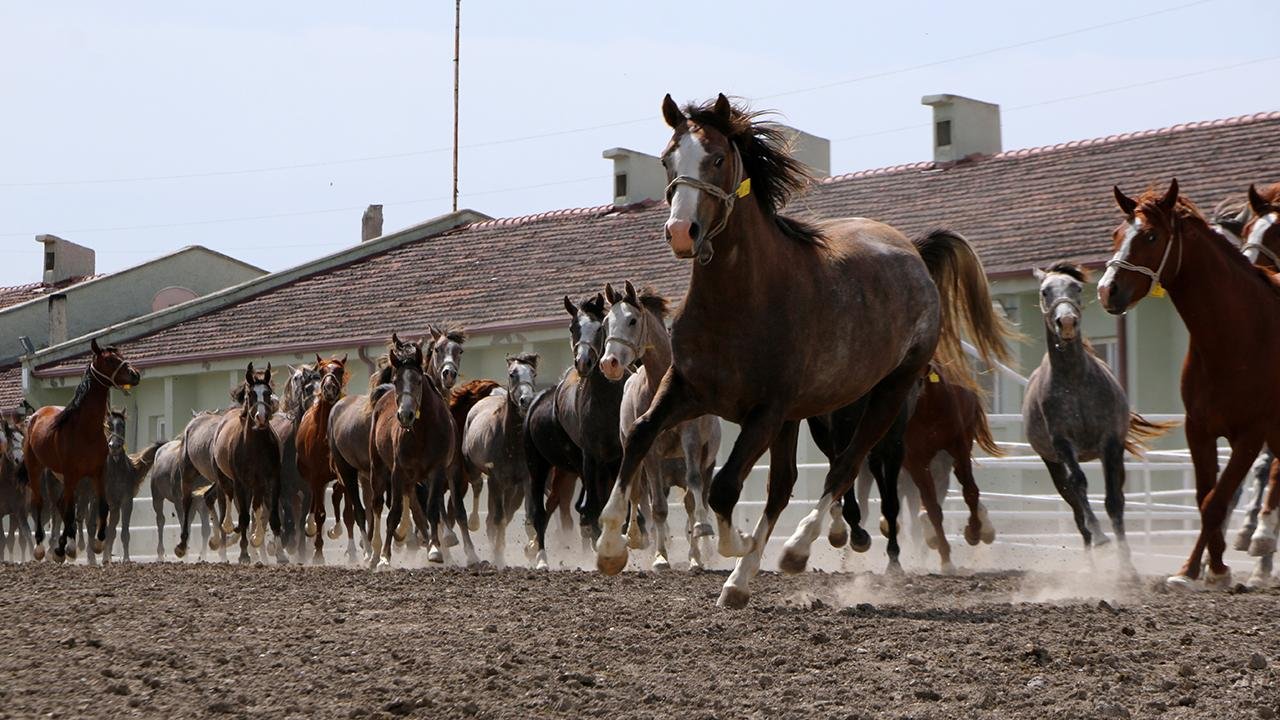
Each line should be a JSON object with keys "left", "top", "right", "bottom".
{"left": 396, "top": 409, "right": 416, "bottom": 428}
{"left": 599, "top": 354, "right": 626, "bottom": 382}
{"left": 441, "top": 368, "right": 458, "bottom": 389}
{"left": 665, "top": 219, "right": 698, "bottom": 259}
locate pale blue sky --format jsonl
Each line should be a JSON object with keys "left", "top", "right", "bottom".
{"left": 1, "top": 1, "right": 1276, "bottom": 286}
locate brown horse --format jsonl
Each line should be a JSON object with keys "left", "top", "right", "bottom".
{"left": 1241, "top": 182, "right": 1280, "bottom": 270}
{"left": 213, "top": 363, "right": 285, "bottom": 564}
{"left": 595, "top": 94, "right": 1013, "bottom": 607}
{"left": 22, "top": 339, "right": 141, "bottom": 561}
{"left": 1099, "top": 179, "right": 1280, "bottom": 589}
{"left": 368, "top": 334, "right": 454, "bottom": 568}
{"left": 294, "top": 355, "right": 348, "bottom": 564}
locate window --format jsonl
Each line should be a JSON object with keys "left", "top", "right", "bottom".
{"left": 44, "top": 251, "right": 55, "bottom": 271}
{"left": 149, "top": 415, "right": 167, "bottom": 444}
{"left": 1093, "top": 338, "right": 1119, "bottom": 374}
{"left": 614, "top": 173, "right": 628, "bottom": 199}
{"left": 935, "top": 120, "right": 952, "bottom": 147}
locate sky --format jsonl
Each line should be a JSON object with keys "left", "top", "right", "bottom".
{"left": 1, "top": 1, "right": 1277, "bottom": 287}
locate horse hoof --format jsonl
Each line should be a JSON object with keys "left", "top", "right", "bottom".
{"left": 981, "top": 525, "right": 996, "bottom": 544}
{"left": 940, "top": 561, "right": 958, "bottom": 576}
{"left": 65, "top": 546, "right": 76, "bottom": 560}
{"left": 427, "top": 547, "right": 443, "bottom": 564}
{"left": 717, "top": 530, "right": 754, "bottom": 558}
{"left": 522, "top": 541, "right": 537, "bottom": 561}
{"left": 468, "top": 516, "right": 480, "bottom": 533}
{"left": 879, "top": 517, "right": 891, "bottom": 538}
{"left": 238, "top": 554, "right": 251, "bottom": 565}
{"left": 850, "top": 527, "right": 872, "bottom": 554}
{"left": 175, "top": 543, "right": 188, "bottom": 559}
{"left": 692, "top": 522, "right": 714, "bottom": 539}
{"left": 652, "top": 555, "right": 670, "bottom": 571}
{"left": 312, "top": 552, "right": 325, "bottom": 566}
{"left": 688, "top": 557, "right": 704, "bottom": 574}
{"left": 1248, "top": 535, "right": 1277, "bottom": 557}
{"left": 1246, "top": 570, "right": 1275, "bottom": 589}
{"left": 596, "top": 548, "right": 627, "bottom": 576}
{"left": 534, "top": 551, "right": 549, "bottom": 571}
{"left": 964, "top": 524, "right": 981, "bottom": 547}
{"left": 778, "top": 546, "right": 809, "bottom": 575}
{"left": 33, "top": 546, "right": 46, "bottom": 561}
{"left": 1233, "top": 529, "right": 1256, "bottom": 552}
{"left": 444, "top": 533, "right": 460, "bottom": 549}
{"left": 53, "top": 547, "right": 66, "bottom": 563}
{"left": 1165, "top": 574, "right": 1200, "bottom": 591}
{"left": 1205, "top": 567, "right": 1232, "bottom": 590}
{"left": 92, "top": 539, "right": 105, "bottom": 554}
{"left": 827, "top": 525, "right": 849, "bottom": 548}
{"left": 716, "top": 585, "right": 751, "bottom": 609}
{"left": 327, "top": 525, "right": 343, "bottom": 541}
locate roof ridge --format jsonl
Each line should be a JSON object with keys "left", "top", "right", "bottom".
{"left": 820, "top": 109, "right": 1280, "bottom": 186}
{"left": 462, "top": 202, "right": 626, "bottom": 231}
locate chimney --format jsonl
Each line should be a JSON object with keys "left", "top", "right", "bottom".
{"left": 920, "top": 94, "right": 1002, "bottom": 163}
{"left": 47, "top": 293, "right": 68, "bottom": 347}
{"left": 362, "top": 204, "right": 384, "bottom": 242}
{"left": 602, "top": 148, "right": 667, "bottom": 206}
{"left": 37, "top": 235, "right": 95, "bottom": 285}
{"left": 777, "top": 125, "right": 831, "bottom": 179}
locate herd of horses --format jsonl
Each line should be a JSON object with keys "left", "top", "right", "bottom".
{"left": 1, "top": 94, "right": 1278, "bottom": 608}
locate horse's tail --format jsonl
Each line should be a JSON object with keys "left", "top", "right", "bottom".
{"left": 914, "top": 228, "right": 1020, "bottom": 376}
{"left": 449, "top": 379, "right": 502, "bottom": 427}
{"left": 971, "top": 406, "right": 1005, "bottom": 458}
{"left": 1125, "top": 412, "right": 1178, "bottom": 456}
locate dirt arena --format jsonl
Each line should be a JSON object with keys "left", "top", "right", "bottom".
{"left": 0, "top": 560, "right": 1276, "bottom": 720}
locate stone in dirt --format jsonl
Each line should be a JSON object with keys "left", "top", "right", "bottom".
{"left": 1247, "top": 653, "right": 1268, "bottom": 670}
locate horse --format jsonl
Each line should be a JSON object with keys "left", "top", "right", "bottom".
{"left": 527, "top": 293, "right": 626, "bottom": 565}
{"left": 100, "top": 409, "right": 162, "bottom": 563}
{"left": 1098, "top": 179, "right": 1280, "bottom": 589}
{"left": 22, "top": 339, "right": 141, "bottom": 562}
{"left": 271, "top": 363, "right": 321, "bottom": 561}
{"left": 213, "top": 362, "right": 285, "bottom": 564}
{"left": 1241, "top": 183, "right": 1280, "bottom": 270}
{"left": 368, "top": 334, "right": 454, "bottom": 568}
{"left": 294, "top": 355, "right": 348, "bottom": 564}
{"left": 180, "top": 409, "right": 237, "bottom": 560}
{"left": 150, "top": 438, "right": 212, "bottom": 561}
{"left": 844, "top": 363, "right": 1002, "bottom": 573}
{"left": 0, "top": 420, "right": 33, "bottom": 561}
{"left": 595, "top": 94, "right": 1013, "bottom": 607}
{"left": 462, "top": 353, "right": 539, "bottom": 568}
{"left": 1026, "top": 261, "right": 1171, "bottom": 573}
{"left": 600, "top": 280, "right": 721, "bottom": 571}
{"left": 441, "top": 379, "right": 499, "bottom": 564}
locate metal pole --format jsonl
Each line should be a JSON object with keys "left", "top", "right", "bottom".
{"left": 451, "top": 0, "right": 461, "bottom": 212}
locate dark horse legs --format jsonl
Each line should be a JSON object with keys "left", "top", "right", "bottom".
{"left": 1046, "top": 437, "right": 1104, "bottom": 548}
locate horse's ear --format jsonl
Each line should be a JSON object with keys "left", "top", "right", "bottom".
{"left": 713, "top": 93, "right": 732, "bottom": 124}
{"left": 624, "top": 280, "right": 639, "bottom": 306}
{"left": 315, "top": 354, "right": 324, "bottom": 367}
{"left": 1113, "top": 185, "right": 1137, "bottom": 216}
{"left": 340, "top": 353, "right": 348, "bottom": 365}
{"left": 91, "top": 338, "right": 103, "bottom": 355}
{"left": 1248, "top": 184, "right": 1272, "bottom": 215}
{"left": 1032, "top": 268, "right": 1047, "bottom": 282}
{"left": 1158, "top": 178, "right": 1180, "bottom": 213}
{"left": 264, "top": 362, "right": 272, "bottom": 383}
{"left": 528, "top": 353, "right": 540, "bottom": 371}
{"left": 391, "top": 332, "right": 402, "bottom": 348}
{"left": 245, "top": 362, "right": 255, "bottom": 383}
{"left": 563, "top": 296, "right": 577, "bottom": 316}
{"left": 429, "top": 325, "right": 442, "bottom": 342}
{"left": 661, "top": 93, "right": 684, "bottom": 129}
{"left": 604, "top": 283, "right": 621, "bottom": 305}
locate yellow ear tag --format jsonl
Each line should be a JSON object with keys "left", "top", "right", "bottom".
{"left": 415, "top": 410, "right": 421, "bottom": 419}
{"left": 121, "top": 384, "right": 133, "bottom": 391}
{"left": 735, "top": 178, "right": 751, "bottom": 198}
{"left": 1150, "top": 283, "right": 1166, "bottom": 298}
{"left": 928, "top": 372, "right": 940, "bottom": 383}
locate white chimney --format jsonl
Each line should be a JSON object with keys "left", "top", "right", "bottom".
{"left": 920, "top": 94, "right": 1002, "bottom": 163}
{"left": 602, "top": 148, "right": 667, "bottom": 206}
{"left": 778, "top": 125, "right": 831, "bottom": 179}
{"left": 37, "top": 234, "right": 95, "bottom": 285}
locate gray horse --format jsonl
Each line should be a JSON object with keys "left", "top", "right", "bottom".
{"left": 271, "top": 363, "right": 320, "bottom": 560}
{"left": 600, "top": 281, "right": 721, "bottom": 571}
{"left": 150, "top": 438, "right": 212, "bottom": 560}
{"left": 100, "top": 409, "right": 162, "bottom": 563}
{"left": 182, "top": 410, "right": 236, "bottom": 560}
{"left": 462, "top": 353, "right": 538, "bottom": 569}
{"left": 1023, "top": 262, "right": 1170, "bottom": 571}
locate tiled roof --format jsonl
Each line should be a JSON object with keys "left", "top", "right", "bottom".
{"left": 0, "top": 276, "right": 100, "bottom": 311}
{"left": 0, "top": 364, "right": 23, "bottom": 413}
{"left": 30, "top": 110, "right": 1280, "bottom": 378}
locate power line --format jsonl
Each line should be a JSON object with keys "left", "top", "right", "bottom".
{"left": 0, "top": 0, "right": 1218, "bottom": 188}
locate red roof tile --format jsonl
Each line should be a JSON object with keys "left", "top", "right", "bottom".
{"left": 31, "top": 111, "right": 1280, "bottom": 377}
{"left": 0, "top": 276, "right": 100, "bottom": 311}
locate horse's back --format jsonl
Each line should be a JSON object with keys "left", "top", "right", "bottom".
{"left": 328, "top": 394, "right": 372, "bottom": 471}
{"left": 151, "top": 440, "right": 184, "bottom": 500}
{"left": 1023, "top": 355, "right": 1128, "bottom": 462}
{"left": 463, "top": 394, "right": 506, "bottom": 471}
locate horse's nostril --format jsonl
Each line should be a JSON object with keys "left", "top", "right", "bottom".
{"left": 688, "top": 222, "right": 701, "bottom": 240}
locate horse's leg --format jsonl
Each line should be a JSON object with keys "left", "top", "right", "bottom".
{"left": 1248, "top": 456, "right": 1280, "bottom": 557}
{"left": 120, "top": 496, "right": 134, "bottom": 563}
{"left": 54, "top": 475, "right": 77, "bottom": 562}
{"left": 103, "top": 505, "right": 118, "bottom": 564}
{"left": 1187, "top": 434, "right": 1264, "bottom": 589}
{"left": 647, "top": 457, "right": 671, "bottom": 571}
{"left": 485, "top": 474, "right": 507, "bottom": 569}
{"left": 236, "top": 482, "right": 252, "bottom": 564}
{"left": 1168, "top": 418, "right": 1219, "bottom": 583}
{"left": 152, "top": 491, "right": 167, "bottom": 560}
{"left": 1234, "top": 451, "right": 1271, "bottom": 551}
{"left": 1050, "top": 438, "right": 1105, "bottom": 546}
{"left": 450, "top": 467, "right": 480, "bottom": 568}
{"left": 525, "top": 435, "right": 554, "bottom": 565}
{"left": 906, "top": 451, "right": 951, "bottom": 573}
{"left": 955, "top": 449, "right": 989, "bottom": 547}
{"left": 782, "top": 368, "right": 921, "bottom": 574}
{"left": 269, "top": 474, "right": 287, "bottom": 565}
{"left": 718, "top": 420, "right": 800, "bottom": 608}
{"left": 598, "top": 372, "right": 701, "bottom": 575}
{"left": 1101, "top": 438, "right": 1135, "bottom": 576}
{"left": 706, "top": 406, "right": 784, "bottom": 561}
{"left": 197, "top": 496, "right": 211, "bottom": 560}
{"left": 680, "top": 426, "right": 714, "bottom": 539}
{"left": 309, "top": 477, "right": 327, "bottom": 565}
{"left": 328, "top": 479, "right": 346, "bottom": 541}
{"left": 412, "top": 481, "right": 443, "bottom": 564}
{"left": 872, "top": 440, "right": 905, "bottom": 574}
{"left": 1043, "top": 457, "right": 1094, "bottom": 548}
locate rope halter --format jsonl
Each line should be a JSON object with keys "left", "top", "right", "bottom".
{"left": 1242, "top": 213, "right": 1280, "bottom": 267}
{"left": 664, "top": 147, "right": 751, "bottom": 265}
{"left": 90, "top": 359, "right": 133, "bottom": 392}
{"left": 1104, "top": 219, "right": 1180, "bottom": 298}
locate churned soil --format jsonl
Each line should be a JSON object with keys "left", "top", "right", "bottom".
{"left": 0, "top": 563, "right": 1276, "bottom": 720}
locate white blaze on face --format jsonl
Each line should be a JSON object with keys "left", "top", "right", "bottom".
{"left": 1244, "top": 213, "right": 1278, "bottom": 263}
{"left": 667, "top": 132, "right": 708, "bottom": 225}
{"left": 1099, "top": 217, "right": 1144, "bottom": 288}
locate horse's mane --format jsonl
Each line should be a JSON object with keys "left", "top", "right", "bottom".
{"left": 635, "top": 286, "right": 670, "bottom": 321}
{"left": 578, "top": 294, "right": 606, "bottom": 320}
{"left": 432, "top": 323, "right": 468, "bottom": 345}
{"left": 683, "top": 98, "right": 825, "bottom": 248}
{"left": 51, "top": 366, "right": 95, "bottom": 430}
{"left": 368, "top": 358, "right": 393, "bottom": 398}
{"left": 1044, "top": 261, "right": 1091, "bottom": 283}
{"left": 450, "top": 379, "right": 501, "bottom": 410}
{"left": 1210, "top": 196, "right": 1250, "bottom": 238}
{"left": 507, "top": 352, "right": 540, "bottom": 370}
{"left": 1255, "top": 182, "right": 1280, "bottom": 205}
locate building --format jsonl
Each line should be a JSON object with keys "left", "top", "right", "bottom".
{"left": 0, "top": 237, "right": 264, "bottom": 418}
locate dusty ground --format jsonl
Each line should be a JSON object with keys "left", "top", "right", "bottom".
{"left": 0, "top": 564, "right": 1277, "bottom": 720}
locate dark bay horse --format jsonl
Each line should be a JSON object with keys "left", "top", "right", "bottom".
{"left": 368, "top": 335, "right": 454, "bottom": 568}
{"left": 462, "top": 353, "right": 539, "bottom": 568}
{"left": 1099, "top": 180, "right": 1280, "bottom": 589}
{"left": 294, "top": 355, "right": 347, "bottom": 563}
{"left": 100, "top": 409, "right": 162, "bottom": 563}
{"left": 213, "top": 363, "right": 285, "bottom": 564}
{"left": 601, "top": 281, "right": 720, "bottom": 571}
{"left": 22, "top": 339, "right": 141, "bottom": 561}
{"left": 596, "top": 94, "right": 1013, "bottom": 607}
{"left": 150, "top": 438, "right": 212, "bottom": 560}
{"left": 1026, "top": 262, "right": 1170, "bottom": 573}
{"left": 0, "top": 420, "right": 32, "bottom": 561}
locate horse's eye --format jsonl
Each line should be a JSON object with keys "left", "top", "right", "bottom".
{"left": 713, "top": 156, "right": 724, "bottom": 168}
{"left": 1143, "top": 232, "right": 1157, "bottom": 244}
{"left": 629, "top": 318, "right": 637, "bottom": 326}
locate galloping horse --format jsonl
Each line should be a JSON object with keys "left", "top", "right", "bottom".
{"left": 100, "top": 409, "right": 162, "bottom": 563}
{"left": 596, "top": 94, "right": 1013, "bottom": 607}
{"left": 600, "top": 281, "right": 720, "bottom": 571}
{"left": 272, "top": 363, "right": 321, "bottom": 559}
{"left": 443, "top": 379, "right": 500, "bottom": 555}
{"left": 150, "top": 438, "right": 212, "bottom": 560}
{"left": 0, "top": 420, "right": 32, "bottom": 561}
{"left": 368, "top": 335, "right": 454, "bottom": 568}
{"left": 462, "top": 353, "right": 539, "bottom": 568}
{"left": 181, "top": 410, "right": 234, "bottom": 560}
{"left": 213, "top": 363, "right": 285, "bottom": 564}
{"left": 22, "top": 339, "right": 141, "bottom": 561}
{"left": 1241, "top": 183, "right": 1280, "bottom": 270}
{"left": 294, "top": 355, "right": 347, "bottom": 564}
{"left": 1025, "top": 262, "right": 1170, "bottom": 573}
{"left": 1098, "top": 180, "right": 1280, "bottom": 589}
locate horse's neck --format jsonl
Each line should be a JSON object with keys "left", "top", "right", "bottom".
{"left": 638, "top": 312, "right": 672, "bottom": 385}
{"left": 1043, "top": 321, "right": 1092, "bottom": 376}
{"left": 679, "top": 198, "right": 784, "bottom": 329}
{"left": 311, "top": 396, "right": 337, "bottom": 434}
{"left": 1167, "top": 222, "right": 1272, "bottom": 357}
{"left": 579, "top": 366, "right": 622, "bottom": 429}
{"left": 69, "top": 378, "right": 111, "bottom": 430}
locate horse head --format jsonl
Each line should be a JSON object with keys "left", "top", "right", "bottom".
{"left": 1243, "top": 183, "right": 1280, "bottom": 269}
{"left": 428, "top": 324, "right": 466, "bottom": 390}
{"left": 89, "top": 338, "right": 142, "bottom": 393}
{"left": 1099, "top": 179, "right": 1182, "bottom": 314}
{"left": 236, "top": 362, "right": 277, "bottom": 430}
{"left": 504, "top": 352, "right": 539, "bottom": 417}
{"left": 1034, "top": 262, "right": 1089, "bottom": 344}
{"left": 314, "top": 354, "right": 348, "bottom": 405}
{"left": 388, "top": 333, "right": 425, "bottom": 429}
{"left": 602, "top": 280, "right": 659, "bottom": 381}
{"left": 564, "top": 293, "right": 606, "bottom": 376}
{"left": 105, "top": 408, "right": 127, "bottom": 456}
